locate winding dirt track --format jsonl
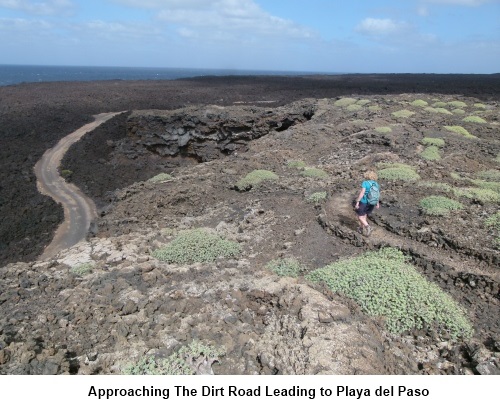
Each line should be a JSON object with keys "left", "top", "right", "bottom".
{"left": 34, "top": 112, "right": 124, "bottom": 260}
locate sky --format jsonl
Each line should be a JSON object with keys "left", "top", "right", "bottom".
{"left": 0, "top": 0, "right": 499, "bottom": 73}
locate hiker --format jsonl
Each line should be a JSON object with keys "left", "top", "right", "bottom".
{"left": 353, "top": 170, "right": 380, "bottom": 236}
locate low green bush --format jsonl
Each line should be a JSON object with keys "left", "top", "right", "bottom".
{"left": 287, "top": 160, "right": 306, "bottom": 169}
{"left": 148, "top": 173, "right": 173, "bottom": 183}
{"left": 392, "top": 109, "right": 415, "bottom": 118}
{"left": 60, "top": 169, "right": 73, "bottom": 178}
{"left": 356, "top": 99, "right": 371, "bottom": 106}
{"left": 448, "top": 101, "right": 468, "bottom": 108}
{"left": 444, "top": 126, "right": 476, "bottom": 139}
{"left": 378, "top": 163, "right": 420, "bottom": 181}
{"left": 375, "top": 126, "right": 392, "bottom": 134}
{"left": 301, "top": 168, "right": 328, "bottom": 179}
{"left": 368, "top": 106, "right": 381, "bottom": 112}
{"left": 421, "top": 146, "right": 441, "bottom": 161}
{"left": 334, "top": 97, "right": 357, "bottom": 107}
{"left": 306, "top": 248, "right": 473, "bottom": 339}
{"left": 476, "top": 169, "right": 500, "bottom": 182}
{"left": 419, "top": 181, "right": 453, "bottom": 192}
{"left": 346, "top": 104, "right": 362, "bottom": 112}
{"left": 410, "top": 99, "right": 428, "bottom": 107}
{"left": 266, "top": 258, "right": 303, "bottom": 277}
{"left": 307, "top": 191, "right": 327, "bottom": 204}
{"left": 235, "top": 169, "right": 278, "bottom": 190}
{"left": 434, "top": 107, "right": 453, "bottom": 115}
{"left": 485, "top": 212, "right": 500, "bottom": 231}
{"left": 421, "top": 137, "right": 445, "bottom": 147}
{"left": 432, "top": 101, "right": 447, "bottom": 108}
{"left": 420, "top": 196, "right": 463, "bottom": 216}
{"left": 471, "top": 180, "right": 500, "bottom": 194}
{"left": 453, "top": 187, "right": 500, "bottom": 203}
{"left": 463, "top": 116, "right": 487, "bottom": 124}
{"left": 70, "top": 262, "right": 93, "bottom": 276}
{"left": 452, "top": 109, "right": 466, "bottom": 115}
{"left": 474, "top": 103, "right": 486, "bottom": 109}
{"left": 123, "top": 341, "right": 225, "bottom": 375}
{"left": 152, "top": 229, "right": 241, "bottom": 264}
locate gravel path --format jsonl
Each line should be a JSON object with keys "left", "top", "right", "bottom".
{"left": 34, "top": 112, "right": 124, "bottom": 259}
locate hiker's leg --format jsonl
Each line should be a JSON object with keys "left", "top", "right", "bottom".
{"left": 358, "top": 214, "right": 369, "bottom": 227}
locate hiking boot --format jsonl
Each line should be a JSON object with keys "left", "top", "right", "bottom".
{"left": 364, "top": 226, "right": 373, "bottom": 236}
{"left": 356, "top": 227, "right": 363, "bottom": 235}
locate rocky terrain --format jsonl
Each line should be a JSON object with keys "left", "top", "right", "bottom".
{"left": 0, "top": 76, "right": 499, "bottom": 375}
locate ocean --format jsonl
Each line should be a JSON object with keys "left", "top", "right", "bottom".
{"left": 0, "top": 65, "right": 326, "bottom": 87}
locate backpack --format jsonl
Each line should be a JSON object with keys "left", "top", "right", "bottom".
{"left": 366, "top": 181, "right": 380, "bottom": 205}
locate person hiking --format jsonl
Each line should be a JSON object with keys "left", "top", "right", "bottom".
{"left": 353, "top": 170, "right": 380, "bottom": 236}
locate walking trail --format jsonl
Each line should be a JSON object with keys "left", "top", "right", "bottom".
{"left": 34, "top": 112, "right": 124, "bottom": 260}
{"left": 324, "top": 191, "right": 497, "bottom": 279}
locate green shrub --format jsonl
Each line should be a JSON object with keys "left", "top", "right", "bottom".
{"left": 476, "top": 169, "right": 500, "bottom": 182}
{"left": 70, "top": 262, "right": 93, "bottom": 276}
{"left": 434, "top": 108, "right": 452, "bottom": 115}
{"left": 392, "top": 109, "right": 415, "bottom": 119}
{"left": 463, "top": 116, "right": 487, "bottom": 124}
{"left": 432, "top": 101, "right": 447, "bottom": 108}
{"left": 266, "top": 258, "right": 303, "bottom": 277}
{"left": 346, "top": 104, "right": 362, "bottom": 112}
{"left": 378, "top": 163, "right": 420, "bottom": 181}
{"left": 235, "top": 169, "right": 278, "bottom": 191}
{"left": 307, "top": 191, "right": 327, "bottom": 204}
{"left": 424, "top": 107, "right": 438, "bottom": 114}
{"left": 60, "top": 169, "right": 73, "bottom": 178}
{"left": 301, "top": 168, "right": 328, "bottom": 179}
{"left": 410, "top": 99, "right": 428, "bottom": 107}
{"left": 356, "top": 99, "right": 371, "bottom": 106}
{"left": 287, "top": 160, "right": 306, "bottom": 169}
{"left": 123, "top": 341, "right": 225, "bottom": 375}
{"left": 148, "top": 173, "right": 173, "bottom": 183}
{"left": 375, "top": 126, "right": 392, "bottom": 134}
{"left": 368, "top": 106, "right": 382, "bottom": 112}
{"left": 306, "top": 248, "right": 473, "bottom": 339}
{"left": 448, "top": 101, "right": 468, "bottom": 108}
{"left": 420, "top": 196, "right": 463, "bottom": 216}
{"left": 419, "top": 181, "right": 453, "bottom": 192}
{"left": 152, "top": 229, "right": 241, "bottom": 264}
{"left": 471, "top": 180, "right": 500, "bottom": 194}
{"left": 421, "top": 146, "right": 441, "bottom": 161}
{"left": 484, "top": 212, "right": 500, "bottom": 230}
{"left": 334, "top": 97, "right": 357, "bottom": 107}
{"left": 474, "top": 103, "right": 486, "bottom": 109}
{"left": 453, "top": 187, "right": 500, "bottom": 203}
{"left": 421, "top": 137, "right": 445, "bottom": 147}
{"left": 444, "top": 126, "right": 476, "bottom": 139}
{"left": 452, "top": 109, "right": 466, "bottom": 115}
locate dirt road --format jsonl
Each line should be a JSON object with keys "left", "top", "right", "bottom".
{"left": 34, "top": 112, "right": 124, "bottom": 260}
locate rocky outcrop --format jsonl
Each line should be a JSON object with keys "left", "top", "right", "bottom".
{"left": 126, "top": 102, "right": 314, "bottom": 161}
{"left": 0, "top": 230, "right": 413, "bottom": 375}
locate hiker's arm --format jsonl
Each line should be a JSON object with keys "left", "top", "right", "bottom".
{"left": 354, "top": 188, "right": 366, "bottom": 208}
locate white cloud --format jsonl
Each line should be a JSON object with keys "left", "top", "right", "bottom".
{"left": 0, "top": 16, "right": 52, "bottom": 30}
{"left": 111, "top": 0, "right": 315, "bottom": 41}
{"left": 356, "top": 18, "right": 411, "bottom": 36}
{"left": 417, "top": 6, "right": 430, "bottom": 16}
{"left": 73, "top": 20, "right": 163, "bottom": 42}
{"left": 0, "top": 0, "right": 74, "bottom": 15}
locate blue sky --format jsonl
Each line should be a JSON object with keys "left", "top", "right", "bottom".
{"left": 0, "top": 0, "right": 498, "bottom": 73}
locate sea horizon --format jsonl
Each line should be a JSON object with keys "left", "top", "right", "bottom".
{"left": 0, "top": 64, "right": 338, "bottom": 87}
